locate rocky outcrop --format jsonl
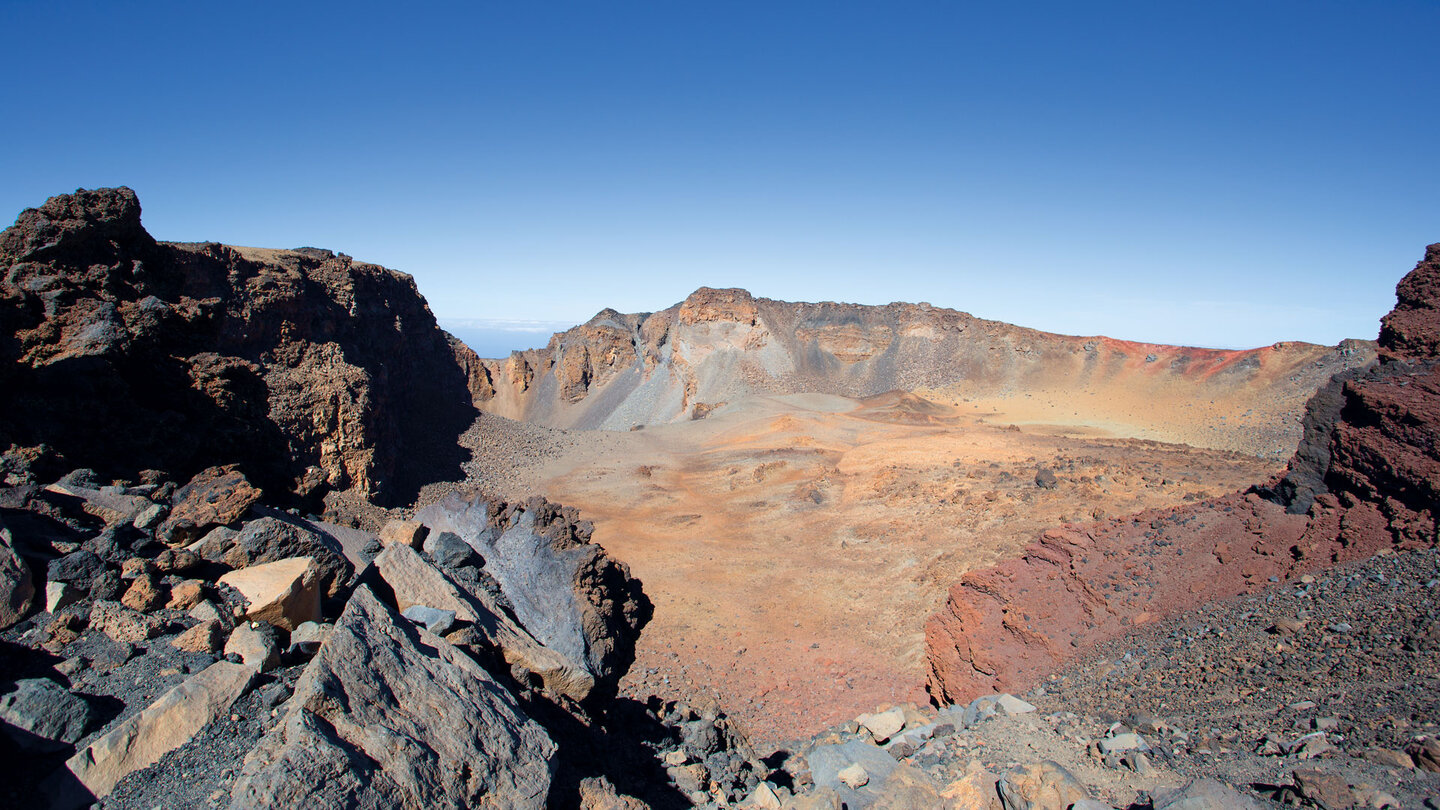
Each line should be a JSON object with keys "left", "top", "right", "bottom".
{"left": 230, "top": 587, "right": 556, "bottom": 809}
{"left": 0, "top": 188, "right": 477, "bottom": 507}
{"left": 926, "top": 243, "right": 1440, "bottom": 706}
{"left": 414, "top": 492, "right": 653, "bottom": 699}
{"left": 473, "top": 287, "right": 1373, "bottom": 451}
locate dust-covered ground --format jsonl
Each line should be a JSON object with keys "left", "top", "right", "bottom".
{"left": 435, "top": 391, "right": 1285, "bottom": 747}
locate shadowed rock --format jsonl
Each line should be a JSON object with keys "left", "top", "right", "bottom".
{"left": 0, "top": 187, "right": 478, "bottom": 507}
{"left": 229, "top": 586, "right": 555, "bottom": 809}
{"left": 414, "top": 492, "right": 652, "bottom": 698}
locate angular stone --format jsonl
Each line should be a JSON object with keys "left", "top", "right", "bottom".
{"left": 838, "top": 763, "right": 870, "bottom": 788}
{"left": 188, "top": 599, "right": 233, "bottom": 628}
{"left": 750, "top": 782, "right": 784, "bottom": 810}
{"left": 941, "top": 763, "right": 1003, "bottom": 810}
{"left": 217, "top": 557, "right": 321, "bottom": 631}
{"left": 44, "top": 482, "right": 152, "bottom": 527}
{"left": 0, "top": 518, "right": 35, "bottom": 628}
{"left": 400, "top": 604, "right": 456, "bottom": 636}
{"left": 859, "top": 707, "right": 907, "bottom": 743}
{"left": 120, "top": 573, "right": 166, "bottom": 613}
{"left": 996, "top": 761, "right": 1090, "bottom": 810}
{"left": 995, "top": 694, "right": 1037, "bottom": 715}
{"left": 171, "top": 619, "right": 225, "bottom": 654}
{"left": 870, "top": 764, "right": 942, "bottom": 809}
{"left": 54, "top": 661, "right": 256, "bottom": 805}
{"left": 1099, "top": 732, "right": 1147, "bottom": 754}
{"left": 157, "top": 465, "right": 262, "bottom": 546}
{"left": 415, "top": 493, "right": 651, "bottom": 692}
{"left": 1153, "top": 778, "right": 1263, "bottom": 810}
{"left": 50, "top": 550, "right": 105, "bottom": 588}
{"left": 46, "top": 580, "right": 82, "bottom": 614}
{"left": 89, "top": 600, "right": 162, "bottom": 643}
{"left": 167, "top": 579, "right": 205, "bottom": 610}
{"left": 1409, "top": 736, "right": 1440, "bottom": 772}
{"left": 808, "top": 738, "right": 898, "bottom": 805}
{"left": 229, "top": 587, "right": 554, "bottom": 809}
{"left": 378, "top": 519, "right": 426, "bottom": 549}
{"left": 424, "top": 530, "right": 479, "bottom": 568}
{"left": 221, "top": 517, "right": 352, "bottom": 597}
{"left": 1292, "top": 769, "right": 1354, "bottom": 810}
{"left": 225, "top": 622, "right": 280, "bottom": 671}
{"left": 0, "top": 678, "right": 95, "bottom": 752}
{"left": 373, "top": 543, "right": 593, "bottom": 700}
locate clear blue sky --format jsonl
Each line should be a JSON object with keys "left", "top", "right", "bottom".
{"left": 2, "top": 1, "right": 1435, "bottom": 350}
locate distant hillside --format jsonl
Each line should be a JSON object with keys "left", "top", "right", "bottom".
{"left": 462, "top": 287, "right": 1375, "bottom": 454}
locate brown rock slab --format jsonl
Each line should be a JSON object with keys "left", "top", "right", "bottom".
{"left": 995, "top": 761, "right": 1090, "bottom": 810}
{"left": 378, "top": 518, "right": 426, "bottom": 549}
{"left": 157, "top": 465, "right": 261, "bottom": 546}
{"left": 52, "top": 661, "right": 256, "bottom": 806}
{"left": 167, "top": 579, "right": 205, "bottom": 610}
{"left": 229, "top": 587, "right": 554, "bottom": 808}
{"left": 217, "top": 557, "right": 321, "bottom": 631}
{"left": 119, "top": 574, "right": 166, "bottom": 613}
{"left": 171, "top": 620, "right": 225, "bottom": 653}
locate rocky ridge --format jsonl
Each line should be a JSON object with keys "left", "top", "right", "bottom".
{"left": 471, "top": 288, "right": 1373, "bottom": 458}
{"left": 0, "top": 188, "right": 480, "bottom": 508}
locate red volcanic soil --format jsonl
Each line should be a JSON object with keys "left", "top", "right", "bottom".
{"left": 926, "top": 244, "right": 1440, "bottom": 706}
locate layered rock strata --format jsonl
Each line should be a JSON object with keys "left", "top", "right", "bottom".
{"left": 472, "top": 287, "right": 1373, "bottom": 450}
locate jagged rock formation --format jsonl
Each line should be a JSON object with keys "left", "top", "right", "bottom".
{"left": 0, "top": 458, "right": 670, "bottom": 807}
{"left": 926, "top": 244, "right": 1440, "bottom": 705}
{"left": 414, "top": 493, "right": 653, "bottom": 700}
{"left": 0, "top": 188, "right": 478, "bottom": 507}
{"left": 472, "top": 287, "right": 1372, "bottom": 446}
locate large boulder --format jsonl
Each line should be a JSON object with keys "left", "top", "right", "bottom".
{"left": 414, "top": 493, "right": 652, "bottom": 697}
{"left": 213, "top": 516, "right": 352, "bottom": 597}
{"left": 372, "top": 542, "right": 595, "bottom": 700}
{"left": 229, "top": 586, "right": 555, "bottom": 809}
{"left": 49, "top": 661, "right": 256, "bottom": 808}
{"left": 216, "top": 557, "right": 322, "bottom": 631}
{"left": 156, "top": 465, "right": 261, "bottom": 545}
{"left": 0, "top": 187, "right": 478, "bottom": 507}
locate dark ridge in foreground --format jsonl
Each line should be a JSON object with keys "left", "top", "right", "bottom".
{"left": 0, "top": 187, "right": 481, "bottom": 508}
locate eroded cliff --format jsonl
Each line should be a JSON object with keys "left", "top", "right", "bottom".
{"left": 0, "top": 188, "right": 477, "bottom": 507}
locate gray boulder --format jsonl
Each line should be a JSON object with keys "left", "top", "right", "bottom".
{"left": 230, "top": 586, "right": 555, "bottom": 809}
{"left": 0, "top": 678, "right": 94, "bottom": 752}
{"left": 424, "top": 530, "right": 479, "bottom": 569}
{"left": 414, "top": 493, "right": 651, "bottom": 694}
{"left": 806, "top": 739, "right": 899, "bottom": 808}
{"left": 1153, "top": 778, "right": 1264, "bottom": 810}
{"left": 0, "top": 518, "right": 35, "bottom": 628}
{"left": 997, "top": 761, "right": 1091, "bottom": 810}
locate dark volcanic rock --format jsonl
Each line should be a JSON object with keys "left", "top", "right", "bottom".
{"left": 229, "top": 586, "right": 555, "bottom": 809}
{"left": 218, "top": 517, "right": 353, "bottom": 598}
{"left": 0, "top": 187, "right": 478, "bottom": 507}
{"left": 415, "top": 493, "right": 653, "bottom": 698}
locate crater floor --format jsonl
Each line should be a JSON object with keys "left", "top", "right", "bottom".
{"left": 451, "top": 390, "right": 1281, "bottom": 746}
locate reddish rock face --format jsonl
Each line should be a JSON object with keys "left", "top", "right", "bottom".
{"left": 925, "top": 244, "right": 1440, "bottom": 706}
{"left": 0, "top": 188, "right": 476, "bottom": 506}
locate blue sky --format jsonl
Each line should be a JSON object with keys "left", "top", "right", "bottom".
{"left": 2, "top": 1, "right": 1435, "bottom": 351}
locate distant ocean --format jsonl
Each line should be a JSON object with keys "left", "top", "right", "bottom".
{"left": 437, "top": 318, "right": 576, "bottom": 360}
